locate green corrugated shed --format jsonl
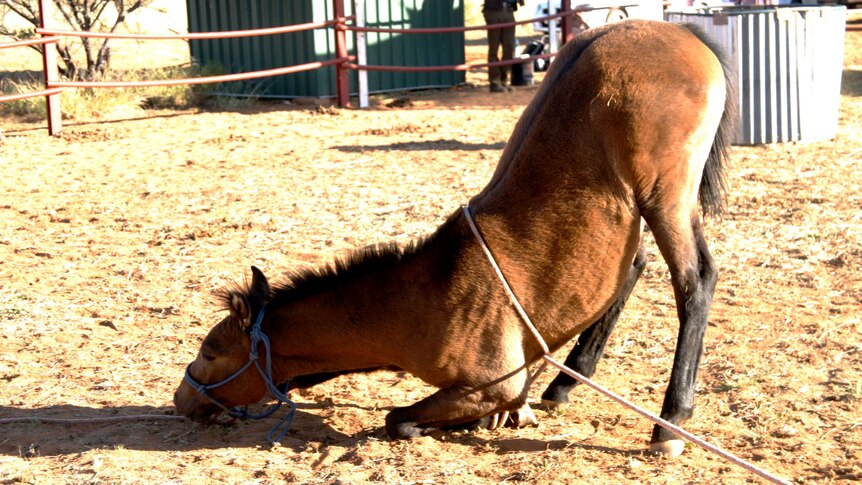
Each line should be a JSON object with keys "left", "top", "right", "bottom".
{"left": 186, "top": 0, "right": 466, "bottom": 98}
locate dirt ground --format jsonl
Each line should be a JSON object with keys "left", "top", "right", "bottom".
{"left": 1, "top": 19, "right": 861, "bottom": 485}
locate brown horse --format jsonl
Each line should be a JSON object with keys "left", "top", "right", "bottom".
{"left": 175, "top": 19, "right": 734, "bottom": 456}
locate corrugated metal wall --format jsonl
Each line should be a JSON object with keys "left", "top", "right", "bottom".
{"left": 186, "top": 0, "right": 465, "bottom": 98}
{"left": 362, "top": 1, "right": 465, "bottom": 93}
{"left": 667, "top": 6, "right": 847, "bottom": 145}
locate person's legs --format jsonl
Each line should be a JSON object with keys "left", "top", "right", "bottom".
{"left": 483, "top": 10, "right": 506, "bottom": 91}
{"left": 500, "top": 23, "right": 516, "bottom": 87}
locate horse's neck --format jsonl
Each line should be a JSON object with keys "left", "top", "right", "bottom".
{"left": 267, "top": 218, "right": 468, "bottom": 379}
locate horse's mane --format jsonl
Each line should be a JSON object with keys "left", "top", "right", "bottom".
{"left": 269, "top": 238, "right": 429, "bottom": 304}
{"left": 213, "top": 239, "right": 428, "bottom": 309}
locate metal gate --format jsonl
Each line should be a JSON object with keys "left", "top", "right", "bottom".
{"left": 186, "top": 0, "right": 466, "bottom": 98}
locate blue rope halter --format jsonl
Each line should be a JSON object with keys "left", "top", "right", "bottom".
{"left": 183, "top": 305, "right": 296, "bottom": 444}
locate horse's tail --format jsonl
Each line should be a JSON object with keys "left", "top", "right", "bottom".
{"left": 684, "top": 23, "right": 736, "bottom": 218}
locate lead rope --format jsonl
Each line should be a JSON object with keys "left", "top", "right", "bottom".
{"left": 460, "top": 205, "right": 791, "bottom": 485}
{"left": 248, "top": 319, "right": 296, "bottom": 444}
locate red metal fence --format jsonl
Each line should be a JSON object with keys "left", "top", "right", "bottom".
{"left": 1, "top": 0, "right": 579, "bottom": 135}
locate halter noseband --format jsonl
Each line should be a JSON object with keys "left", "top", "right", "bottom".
{"left": 183, "top": 305, "right": 296, "bottom": 444}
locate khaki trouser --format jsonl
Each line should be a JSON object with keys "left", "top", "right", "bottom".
{"left": 483, "top": 10, "right": 516, "bottom": 87}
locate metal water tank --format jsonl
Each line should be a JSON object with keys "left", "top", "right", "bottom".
{"left": 667, "top": 5, "right": 848, "bottom": 145}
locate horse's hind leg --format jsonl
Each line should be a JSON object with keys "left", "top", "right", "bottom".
{"left": 540, "top": 244, "right": 647, "bottom": 407}
{"left": 642, "top": 212, "right": 717, "bottom": 457}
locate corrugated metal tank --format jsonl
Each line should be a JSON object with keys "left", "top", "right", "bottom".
{"left": 667, "top": 6, "right": 847, "bottom": 145}
{"left": 186, "top": 0, "right": 465, "bottom": 98}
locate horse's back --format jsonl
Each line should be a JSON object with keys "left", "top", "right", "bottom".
{"left": 582, "top": 20, "right": 728, "bottom": 216}
{"left": 480, "top": 20, "right": 728, "bottom": 215}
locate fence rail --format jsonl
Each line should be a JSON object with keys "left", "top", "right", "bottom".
{"left": 0, "top": 87, "right": 63, "bottom": 103}
{"left": 344, "top": 53, "right": 556, "bottom": 73}
{"left": 0, "top": 36, "right": 59, "bottom": 49}
{"left": 347, "top": 10, "right": 573, "bottom": 34}
{"left": 1, "top": 0, "right": 582, "bottom": 135}
{"left": 34, "top": 18, "right": 347, "bottom": 40}
{"left": 49, "top": 58, "right": 352, "bottom": 89}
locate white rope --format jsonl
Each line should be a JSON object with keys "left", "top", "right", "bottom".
{"left": 0, "top": 415, "right": 185, "bottom": 424}
{"left": 460, "top": 205, "right": 791, "bottom": 485}
{"left": 461, "top": 206, "right": 549, "bottom": 355}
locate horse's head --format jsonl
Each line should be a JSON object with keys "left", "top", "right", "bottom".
{"left": 174, "top": 267, "right": 272, "bottom": 423}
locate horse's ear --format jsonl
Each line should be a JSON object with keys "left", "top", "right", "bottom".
{"left": 245, "top": 266, "right": 271, "bottom": 329}
{"left": 249, "top": 266, "right": 271, "bottom": 305}
{"left": 228, "top": 292, "right": 251, "bottom": 328}
{"left": 225, "top": 267, "right": 271, "bottom": 331}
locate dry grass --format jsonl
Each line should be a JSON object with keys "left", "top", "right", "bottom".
{"left": 0, "top": 11, "right": 860, "bottom": 485}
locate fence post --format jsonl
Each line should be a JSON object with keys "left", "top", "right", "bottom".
{"left": 38, "top": 0, "right": 62, "bottom": 135}
{"left": 333, "top": 0, "right": 350, "bottom": 107}
{"left": 561, "top": 0, "right": 573, "bottom": 45}
{"left": 354, "top": 0, "right": 368, "bottom": 108}
{"left": 547, "top": 1, "right": 558, "bottom": 56}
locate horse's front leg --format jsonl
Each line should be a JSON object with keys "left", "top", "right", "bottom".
{"left": 385, "top": 370, "right": 530, "bottom": 439}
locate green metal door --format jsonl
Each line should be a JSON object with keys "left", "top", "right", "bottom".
{"left": 186, "top": 0, "right": 465, "bottom": 98}
{"left": 362, "top": 1, "right": 465, "bottom": 94}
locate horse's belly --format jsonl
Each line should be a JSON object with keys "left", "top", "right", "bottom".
{"left": 532, "top": 202, "right": 642, "bottom": 348}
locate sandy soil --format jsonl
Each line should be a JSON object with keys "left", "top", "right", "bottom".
{"left": 1, "top": 19, "right": 861, "bottom": 485}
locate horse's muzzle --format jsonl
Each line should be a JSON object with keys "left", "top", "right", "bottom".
{"left": 174, "top": 382, "right": 223, "bottom": 423}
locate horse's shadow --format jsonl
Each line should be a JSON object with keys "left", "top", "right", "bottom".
{"left": 0, "top": 402, "right": 370, "bottom": 457}
{"left": 0, "top": 402, "right": 640, "bottom": 459}
{"left": 436, "top": 433, "right": 646, "bottom": 458}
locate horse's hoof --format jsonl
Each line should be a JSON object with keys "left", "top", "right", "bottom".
{"left": 389, "top": 423, "right": 423, "bottom": 439}
{"left": 486, "top": 404, "right": 539, "bottom": 430}
{"left": 509, "top": 403, "right": 538, "bottom": 428}
{"left": 540, "top": 399, "right": 568, "bottom": 410}
{"left": 649, "top": 439, "right": 685, "bottom": 458}
{"left": 488, "top": 411, "right": 508, "bottom": 430}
